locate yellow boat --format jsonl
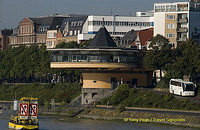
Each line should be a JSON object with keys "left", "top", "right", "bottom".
{"left": 8, "top": 97, "right": 39, "bottom": 130}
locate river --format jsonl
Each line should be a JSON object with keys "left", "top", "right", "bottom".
{"left": 0, "top": 116, "right": 195, "bottom": 130}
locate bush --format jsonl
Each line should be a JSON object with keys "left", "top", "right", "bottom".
{"left": 117, "top": 104, "right": 126, "bottom": 113}
{"left": 99, "top": 86, "right": 200, "bottom": 111}
{"left": 109, "top": 84, "right": 130, "bottom": 105}
{"left": 0, "top": 83, "right": 81, "bottom": 105}
{"left": 156, "top": 79, "right": 169, "bottom": 88}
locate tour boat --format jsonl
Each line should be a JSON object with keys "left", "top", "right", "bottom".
{"left": 8, "top": 97, "right": 39, "bottom": 130}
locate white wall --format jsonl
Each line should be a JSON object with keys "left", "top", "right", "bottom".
{"left": 154, "top": 12, "right": 165, "bottom": 37}
{"left": 87, "top": 15, "right": 154, "bottom": 36}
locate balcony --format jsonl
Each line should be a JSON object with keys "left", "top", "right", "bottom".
{"left": 177, "top": 28, "right": 188, "bottom": 32}
{"left": 177, "top": 18, "right": 188, "bottom": 23}
{"left": 177, "top": 37, "right": 187, "bottom": 41}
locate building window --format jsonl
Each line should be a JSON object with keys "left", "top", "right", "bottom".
{"left": 167, "top": 24, "right": 175, "bottom": 29}
{"left": 167, "top": 15, "right": 175, "bottom": 20}
{"left": 167, "top": 33, "right": 175, "bottom": 38}
{"left": 54, "top": 32, "right": 57, "bottom": 37}
{"left": 69, "top": 31, "right": 73, "bottom": 35}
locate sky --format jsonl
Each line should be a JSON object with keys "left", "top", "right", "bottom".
{"left": 0, "top": 0, "right": 187, "bottom": 29}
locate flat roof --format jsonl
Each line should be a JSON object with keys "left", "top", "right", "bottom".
{"left": 47, "top": 48, "right": 142, "bottom": 52}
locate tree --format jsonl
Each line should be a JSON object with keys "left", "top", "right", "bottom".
{"left": 170, "top": 39, "right": 200, "bottom": 82}
{"left": 144, "top": 34, "right": 174, "bottom": 79}
{"left": 56, "top": 41, "right": 79, "bottom": 48}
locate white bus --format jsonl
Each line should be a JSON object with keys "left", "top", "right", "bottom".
{"left": 169, "top": 79, "right": 197, "bottom": 96}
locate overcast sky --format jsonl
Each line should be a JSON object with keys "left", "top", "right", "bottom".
{"left": 0, "top": 0, "right": 186, "bottom": 29}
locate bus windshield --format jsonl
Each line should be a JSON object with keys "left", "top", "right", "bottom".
{"left": 184, "top": 84, "right": 195, "bottom": 91}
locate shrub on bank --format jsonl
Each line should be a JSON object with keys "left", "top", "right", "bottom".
{"left": 99, "top": 84, "right": 200, "bottom": 111}
{"left": 0, "top": 83, "right": 81, "bottom": 105}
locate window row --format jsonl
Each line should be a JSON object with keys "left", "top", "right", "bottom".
{"left": 52, "top": 55, "right": 138, "bottom": 63}
{"left": 88, "top": 21, "right": 152, "bottom": 27}
{"left": 166, "top": 24, "right": 175, "bottom": 29}
{"left": 19, "top": 25, "right": 34, "bottom": 34}
{"left": 167, "top": 33, "right": 175, "bottom": 38}
{"left": 70, "top": 21, "right": 84, "bottom": 27}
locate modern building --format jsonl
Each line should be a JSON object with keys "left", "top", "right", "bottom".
{"left": 136, "top": 10, "right": 154, "bottom": 17}
{"left": 0, "top": 29, "right": 13, "bottom": 51}
{"left": 154, "top": 0, "right": 200, "bottom": 47}
{"left": 78, "top": 14, "right": 154, "bottom": 44}
{"left": 49, "top": 26, "right": 153, "bottom": 104}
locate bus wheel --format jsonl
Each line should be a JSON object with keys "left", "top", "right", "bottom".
{"left": 180, "top": 92, "right": 182, "bottom": 96}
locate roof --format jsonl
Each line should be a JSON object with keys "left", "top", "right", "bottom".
{"left": 132, "top": 28, "right": 153, "bottom": 46}
{"left": 88, "top": 27, "right": 117, "bottom": 48}
{"left": 170, "top": 79, "right": 194, "bottom": 84}
{"left": 30, "top": 17, "right": 54, "bottom": 26}
{"left": 121, "top": 30, "right": 138, "bottom": 41}
{"left": 0, "top": 29, "right": 13, "bottom": 36}
{"left": 49, "top": 17, "right": 65, "bottom": 30}
{"left": 60, "top": 16, "right": 87, "bottom": 31}
{"left": 47, "top": 48, "right": 140, "bottom": 52}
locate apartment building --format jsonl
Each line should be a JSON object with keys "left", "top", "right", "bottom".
{"left": 154, "top": 0, "right": 200, "bottom": 47}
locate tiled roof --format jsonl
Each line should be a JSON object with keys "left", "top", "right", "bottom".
{"left": 132, "top": 28, "right": 153, "bottom": 46}
{"left": 88, "top": 27, "right": 117, "bottom": 48}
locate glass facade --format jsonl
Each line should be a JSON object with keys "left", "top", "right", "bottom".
{"left": 51, "top": 49, "right": 139, "bottom": 64}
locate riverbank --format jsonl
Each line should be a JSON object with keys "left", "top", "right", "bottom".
{"left": 37, "top": 105, "right": 200, "bottom": 128}
{"left": 78, "top": 107, "right": 200, "bottom": 128}
{"left": 1, "top": 106, "right": 199, "bottom": 128}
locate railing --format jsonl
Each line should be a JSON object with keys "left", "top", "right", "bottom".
{"left": 177, "top": 28, "right": 188, "bottom": 32}
{"left": 177, "top": 37, "right": 187, "bottom": 41}
{"left": 177, "top": 19, "right": 188, "bottom": 23}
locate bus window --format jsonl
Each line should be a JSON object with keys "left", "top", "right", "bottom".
{"left": 184, "top": 84, "right": 195, "bottom": 91}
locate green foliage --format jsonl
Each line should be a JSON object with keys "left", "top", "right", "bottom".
{"left": 156, "top": 78, "right": 169, "bottom": 88}
{"left": 144, "top": 34, "right": 174, "bottom": 80}
{"left": 99, "top": 87, "right": 200, "bottom": 111}
{"left": 0, "top": 45, "right": 80, "bottom": 83}
{"left": 116, "top": 104, "right": 126, "bottom": 113}
{"left": 109, "top": 84, "right": 130, "bottom": 105}
{"left": 56, "top": 41, "right": 79, "bottom": 48}
{"left": 145, "top": 37, "right": 200, "bottom": 88}
{"left": 0, "top": 83, "right": 81, "bottom": 106}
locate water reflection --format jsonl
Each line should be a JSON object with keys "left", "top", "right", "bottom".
{"left": 0, "top": 116, "right": 195, "bottom": 130}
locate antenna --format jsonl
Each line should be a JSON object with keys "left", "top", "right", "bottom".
{"left": 113, "top": 15, "right": 116, "bottom": 40}
{"left": 102, "top": 18, "right": 105, "bottom": 27}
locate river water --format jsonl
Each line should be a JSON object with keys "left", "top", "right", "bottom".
{"left": 0, "top": 116, "right": 194, "bottom": 130}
